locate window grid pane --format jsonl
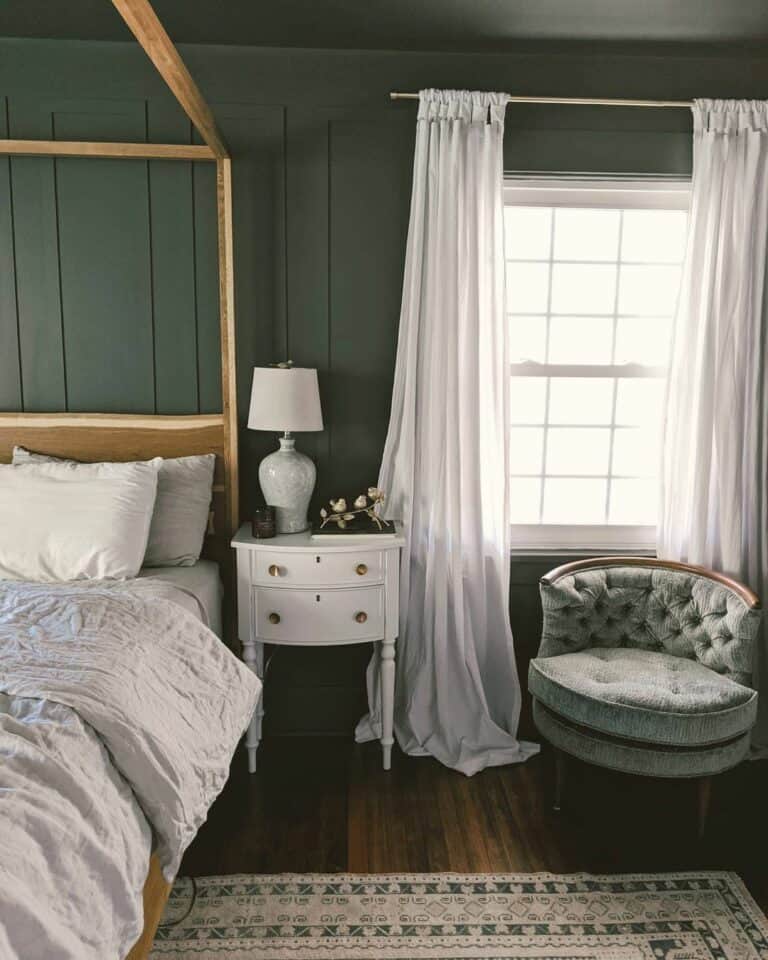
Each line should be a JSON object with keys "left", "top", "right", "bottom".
{"left": 604, "top": 211, "right": 624, "bottom": 524}
{"left": 507, "top": 198, "right": 686, "bottom": 528}
{"left": 538, "top": 210, "right": 556, "bottom": 522}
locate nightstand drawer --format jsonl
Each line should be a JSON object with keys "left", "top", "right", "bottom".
{"left": 254, "top": 585, "right": 384, "bottom": 643}
{"left": 252, "top": 549, "right": 384, "bottom": 586}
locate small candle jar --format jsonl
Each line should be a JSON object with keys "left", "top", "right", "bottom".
{"left": 252, "top": 505, "right": 276, "bottom": 539}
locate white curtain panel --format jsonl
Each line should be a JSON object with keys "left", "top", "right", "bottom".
{"left": 659, "top": 99, "right": 768, "bottom": 755}
{"left": 355, "top": 89, "right": 539, "bottom": 775}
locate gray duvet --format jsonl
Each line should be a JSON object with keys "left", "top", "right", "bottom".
{"left": 0, "top": 578, "right": 261, "bottom": 960}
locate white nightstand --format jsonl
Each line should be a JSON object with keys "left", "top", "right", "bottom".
{"left": 231, "top": 522, "right": 405, "bottom": 773}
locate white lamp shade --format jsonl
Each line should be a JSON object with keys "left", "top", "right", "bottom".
{"left": 247, "top": 366, "right": 323, "bottom": 432}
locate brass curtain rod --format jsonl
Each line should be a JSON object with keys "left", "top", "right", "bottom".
{"left": 389, "top": 92, "right": 693, "bottom": 108}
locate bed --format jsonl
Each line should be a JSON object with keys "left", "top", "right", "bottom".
{"left": 0, "top": 412, "right": 254, "bottom": 960}
{"left": 0, "top": 4, "right": 242, "bottom": 953}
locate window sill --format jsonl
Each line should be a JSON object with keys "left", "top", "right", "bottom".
{"left": 510, "top": 546, "right": 656, "bottom": 561}
{"left": 510, "top": 524, "right": 656, "bottom": 553}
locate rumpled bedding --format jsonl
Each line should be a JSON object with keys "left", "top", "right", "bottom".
{"left": 0, "top": 578, "right": 261, "bottom": 960}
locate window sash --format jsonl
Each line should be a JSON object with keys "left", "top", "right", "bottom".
{"left": 505, "top": 178, "right": 688, "bottom": 549}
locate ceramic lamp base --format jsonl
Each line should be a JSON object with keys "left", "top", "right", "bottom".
{"left": 258, "top": 434, "right": 316, "bottom": 534}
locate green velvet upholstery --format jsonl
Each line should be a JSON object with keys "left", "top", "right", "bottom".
{"left": 529, "top": 561, "right": 761, "bottom": 780}
{"left": 529, "top": 647, "right": 757, "bottom": 746}
{"left": 538, "top": 566, "right": 759, "bottom": 685}
{"left": 533, "top": 700, "right": 752, "bottom": 778}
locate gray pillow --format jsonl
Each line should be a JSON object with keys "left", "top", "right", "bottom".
{"left": 13, "top": 446, "right": 215, "bottom": 567}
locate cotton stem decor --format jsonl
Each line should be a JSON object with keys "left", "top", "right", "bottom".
{"left": 356, "top": 89, "right": 538, "bottom": 775}
{"left": 659, "top": 98, "right": 768, "bottom": 755}
{"left": 319, "top": 489, "right": 390, "bottom": 530}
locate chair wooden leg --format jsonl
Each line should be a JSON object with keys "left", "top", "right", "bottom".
{"left": 697, "top": 776, "right": 712, "bottom": 838}
{"left": 553, "top": 748, "right": 567, "bottom": 812}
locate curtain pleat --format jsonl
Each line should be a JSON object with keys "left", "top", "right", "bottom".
{"left": 659, "top": 98, "right": 768, "bottom": 754}
{"left": 355, "top": 89, "right": 538, "bottom": 775}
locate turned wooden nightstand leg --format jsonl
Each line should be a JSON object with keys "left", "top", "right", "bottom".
{"left": 246, "top": 711, "right": 260, "bottom": 773}
{"left": 242, "top": 637, "right": 263, "bottom": 774}
{"left": 380, "top": 637, "right": 396, "bottom": 770}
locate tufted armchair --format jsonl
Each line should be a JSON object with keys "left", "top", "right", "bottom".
{"left": 528, "top": 557, "right": 761, "bottom": 834}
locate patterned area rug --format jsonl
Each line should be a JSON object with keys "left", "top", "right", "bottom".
{"left": 149, "top": 871, "right": 768, "bottom": 959}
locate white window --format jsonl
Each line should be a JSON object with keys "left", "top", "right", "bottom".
{"left": 504, "top": 179, "right": 689, "bottom": 552}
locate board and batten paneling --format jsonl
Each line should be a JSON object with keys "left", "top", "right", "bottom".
{"left": 1, "top": 93, "right": 222, "bottom": 416}
{"left": 0, "top": 80, "right": 415, "bottom": 522}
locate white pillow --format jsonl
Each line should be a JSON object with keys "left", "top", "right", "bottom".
{"left": 12, "top": 447, "right": 215, "bottom": 567}
{"left": 143, "top": 454, "right": 216, "bottom": 567}
{"left": 0, "top": 460, "right": 159, "bottom": 581}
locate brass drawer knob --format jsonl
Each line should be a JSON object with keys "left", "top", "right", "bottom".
{"left": 356, "top": 563, "right": 368, "bottom": 576}
{"left": 268, "top": 564, "right": 282, "bottom": 577}
{"left": 268, "top": 612, "right": 281, "bottom": 625}
{"left": 355, "top": 611, "right": 368, "bottom": 624}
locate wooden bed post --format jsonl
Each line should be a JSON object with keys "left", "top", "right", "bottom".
{"left": 217, "top": 156, "right": 239, "bottom": 536}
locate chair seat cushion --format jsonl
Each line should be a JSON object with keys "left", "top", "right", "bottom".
{"left": 528, "top": 647, "right": 757, "bottom": 747}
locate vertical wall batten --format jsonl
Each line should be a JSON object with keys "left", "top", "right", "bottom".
{"left": 326, "top": 117, "right": 333, "bottom": 486}
{"left": 145, "top": 178, "right": 158, "bottom": 413}
{"left": 272, "top": 105, "right": 288, "bottom": 363}
{"left": 282, "top": 105, "right": 290, "bottom": 362}
{"left": 52, "top": 157, "right": 68, "bottom": 411}
{"left": 144, "top": 100, "right": 158, "bottom": 414}
{"left": 0, "top": 96, "right": 22, "bottom": 410}
{"left": 7, "top": 123, "right": 23, "bottom": 410}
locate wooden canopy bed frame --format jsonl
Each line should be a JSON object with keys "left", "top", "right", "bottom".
{"left": 0, "top": 2, "right": 240, "bottom": 957}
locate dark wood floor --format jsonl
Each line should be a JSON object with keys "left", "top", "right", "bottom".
{"left": 182, "top": 736, "right": 768, "bottom": 913}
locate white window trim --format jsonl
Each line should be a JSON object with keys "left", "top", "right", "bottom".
{"left": 509, "top": 360, "right": 666, "bottom": 379}
{"left": 509, "top": 523, "right": 657, "bottom": 555}
{"left": 504, "top": 177, "right": 690, "bottom": 210}
{"left": 505, "top": 176, "right": 690, "bottom": 552}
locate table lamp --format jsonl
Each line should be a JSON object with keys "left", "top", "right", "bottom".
{"left": 247, "top": 365, "right": 324, "bottom": 534}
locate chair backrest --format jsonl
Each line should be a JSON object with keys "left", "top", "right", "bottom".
{"left": 538, "top": 557, "right": 761, "bottom": 687}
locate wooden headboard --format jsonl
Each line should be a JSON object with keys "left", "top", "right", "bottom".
{"left": 0, "top": 412, "right": 235, "bottom": 565}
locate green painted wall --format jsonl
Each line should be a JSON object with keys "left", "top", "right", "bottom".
{"left": 4, "top": 38, "right": 767, "bottom": 517}
{"left": 2, "top": 38, "right": 767, "bottom": 733}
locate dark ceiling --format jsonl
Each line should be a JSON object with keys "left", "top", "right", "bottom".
{"left": 1, "top": 0, "right": 768, "bottom": 50}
